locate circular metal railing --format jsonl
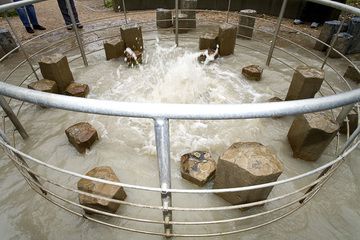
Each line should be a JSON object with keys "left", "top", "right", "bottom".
{"left": 0, "top": 0, "right": 359, "bottom": 238}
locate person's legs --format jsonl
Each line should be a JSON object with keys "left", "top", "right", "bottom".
{"left": 24, "top": 5, "right": 39, "bottom": 26}
{"left": 57, "top": 0, "right": 72, "bottom": 25}
{"left": 69, "top": 0, "right": 80, "bottom": 23}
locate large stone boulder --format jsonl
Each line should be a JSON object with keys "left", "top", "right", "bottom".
{"left": 156, "top": 8, "right": 173, "bottom": 28}
{"left": 180, "top": 151, "right": 216, "bottom": 186}
{"left": 104, "top": 39, "right": 125, "bottom": 61}
{"left": 213, "top": 142, "right": 283, "bottom": 206}
{"left": 344, "top": 65, "right": 360, "bottom": 84}
{"left": 65, "top": 82, "right": 89, "bottom": 98}
{"left": 314, "top": 20, "right": 347, "bottom": 51}
{"left": 242, "top": 65, "right": 263, "bottom": 81}
{"left": 238, "top": 9, "right": 257, "bottom": 39}
{"left": 287, "top": 112, "right": 339, "bottom": 161}
{"left": 77, "top": 166, "right": 127, "bottom": 214}
{"left": 120, "top": 25, "right": 144, "bottom": 52}
{"left": 329, "top": 33, "right": 353, "bottom": 58}
{"left": 39, "top": 54, "right": 74, "bottom": 93}
{"left": 65, "top": 122, "right": 99, "bottom": 154}
{"left": 285, "top": 66, "right": 324, "bottom": 101}
{"left": 218, "top": 23, "right": 237, "bottom": 56}
{"left": 28, "top": 79, "right": 58, "bottom": 93}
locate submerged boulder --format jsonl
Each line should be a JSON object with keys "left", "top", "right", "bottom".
{"left": 180, "top": 151, "right": 216, "bottom": 186}
{"left": 65, "top": 122, "right": 99, "bottom": 154}
{"left": 78, "top": 166, "right": 127, "bottom": 214}
{"left": 242, "top": 65, "right": 263, "bottom": 81}
{"left": 28, "top": 79, "right": 58, "bottom": 93}
{"left": 65, "top": 82, "right": 89, "bottom": 98}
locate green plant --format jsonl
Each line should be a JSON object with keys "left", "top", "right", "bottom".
{"left": 104, "top": 0, "right": 113, "bottom": 8}
{"left": 0, "top": 9, "right": 18, "bottom": 18}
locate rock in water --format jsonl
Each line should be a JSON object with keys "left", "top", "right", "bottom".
{"left": 28, "top": 79, "right": 58, "bottom": 93}
{"left": 242, "top": 65, "right": 263, "bottom": 81}
{"left": 344, "top": 65, "right": 360, "bottom": 84}
{"left": 287, "top": 112, "right": 339, "bottom": 161}
{"left": 156, "top": 8, "right": 172, "bottom": 28}
{"left": 218, "top": 23, "right": 237, "bottom": 56}
{"left": 199, "top": 33, "right": 218, "bottom": 50}
{"left": 180, "top": 151, "right": 216, "bottom": 186}
{"left": 120, "top": 25, "right": 144, "bottom": 52}
{"left": 39, "top": 54, "right": 74, "bottom": 93}
{"left": 124, "top": 47, "right": 143, "bottom": 67}
{"left": 213, "top": 142, "right": 283, "bottom": 206}
{"left": 65, "top": 82, "right": 89, "bottom": 97}
{"left": 65, "top": 122, "right": 99, "bottom": 154}
{"left": 238, "top": 9, "right": 257, "bottom": 39}
{"left": 285, "top": 66, "right": 324, "bottom": 101}
{"left": 77, "top": 166, "right": 127, "bottom": 214}
{"left": 104, "top": 39, "right": 125, "bottom": 61}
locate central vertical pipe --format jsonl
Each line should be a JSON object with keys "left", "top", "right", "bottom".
{"left": 175, "top": 0, "right": 179, "bottom": 46}
{"left": 122, "top": 0, "right": 128, "bottom": 24}
{"left": 64, "top": 0, "right": 88, "bottom": 67}
{"left": 154, "top": 118, "right": 173, "bottom": 237}
{"left": 266, "top": 0, "right": 288, "bottom": 66}
{"left": 226, "top": 0, "right": 232, "bottom": 23}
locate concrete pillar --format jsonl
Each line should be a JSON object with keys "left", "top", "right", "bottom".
{"left": 39, "top": 54, "right": 74, "bottom": 93}
{"left": 329, "top": 33, "right": 353, "bottom": 58}
{"left": 199, "top": 33, "right": 218, "bottom": 50}
{"left": 238, "top": 9, "right": 257, "bottom": 39}
{"left": 344, "top": 65, "right": 360, "bottom": 84}
{"left": 180, "top": 0, "right": 197, "bottom": 28}
{"left": 218, "top": 23, "right": 237, "bottom": 56}
{"left": 120, "top": 25, "right": 144, "bottom": 52}
{"left": 156, "top": 8, "right": 172, "bottom": 28}
{"left": 285, "top": 66, "right": 324, "bottom": 101}
{"left": 0, "top": 28, "right": 17, "bottom": 58}
{"left": 104, "top": 39, "right": 125, "bottom": 60}
{"left": 347, "top": 17, "right": 360, "bottom": 54}
{"left": 314, "top": 20, "right": 347, "bottom": 51}
{"left": 287, "top": 112, "right": 339, "bottom": 161}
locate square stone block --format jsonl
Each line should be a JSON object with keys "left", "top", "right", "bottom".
{"left": 285, "top": 66, "right": 324, "bottom": 101}
{"left": 329, "top": 33, "right": 353, "bottom": 58}
{"left": 314, "top": 20, "right": 347, "bottom": 51}
{"left": 156, "top": 8, "right": 173, "bottom": 28}
{"left": 199, "top": 33, "right": 218, "bottom": 50}
{"left": 39, "top": 54, "right": 74, "bottom": 93}
{"left": 344, "top": 65, "right": 360, "bottom": 84}
{"left": 65, "top": 82, "right": 89, "bottom": 98}
{"left": 242, "top": 65, "right": 263, "bottom": 81}
{"left": 218, "top": 23, "right": 237, "bottom": 56}
{"left": 287, "top": 112, "right": 339, "bottom": 161}
{"left": 65, "top": 122, "right": 99, "bottom": 154}
{"left": 104, "top": 39, "right": 125, "bottom": 61}
{"left": 238, "top": 9, "right": 257, "bottom": 39}
{"left": 120, "top": 25, "right": 144, "bottom": 52}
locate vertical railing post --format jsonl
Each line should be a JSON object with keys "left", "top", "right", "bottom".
{"left": 266, "top": 0, "right": 288, "bottom": 66}
{"left": 64, "top": 0, "right": 88, "bottom": 67}
{"left": 226, "top": 0, "right": 232, "bottom": 23}
{"left": 4, "top": 13, "right": 39, "bottom": 80}
{"left": 154, "top": 118, "right": 173, "bottom": 238}
{"left": 321, "top": 17, "right": 345, "bottom": 69}
{"left": 0, "top": 96, "right": 28, "bottom": 140}
{"left": 175, "top": 0, "right": 179, "bottom": 46}
{"left": 122, "top": 0, "right": 128, "bottom": 24}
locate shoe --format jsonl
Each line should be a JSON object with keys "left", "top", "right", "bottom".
{"left": 310, "top": 22, "right": 320, "bottom": 28}
{"left": 293, "top": 19, "right": 304, "bottom": 25}
{"left": 77, "top": 23, "right": 83, "bottom": 29}
{"left": 25, "top": 27, "right": 34, "bottom": 33}
{"left": 66, "top": 25, "right": 73, "bottom": 30}
{"left": 33, "top": 25, "right": 46, "bottom": 30}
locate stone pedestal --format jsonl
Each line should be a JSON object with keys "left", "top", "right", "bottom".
{"left": 156, "top": 8, "right": 172, "bottom": 28}
{"left": 28, "top": 79, "right": 58, "bottom": 93}
{"left": 238, "top": 9, "right": 257, "bottom": 39}
{"left": 180, "top": 151, "right": 216, "bottom": 186}
{"left": 285, "top": 66, "right": 324, "bottom": 101}
{"left": 120, "top": 25, "right": 144, "bottom": 52}
{"left": 344, "top": 65, "right": 360, "bottom": 83}
{"left": 104, "top": 39, "right": 125, "bottom": 61}
{"left": 0, "top": 28, "right": 17, "bottom": 58}
{"left": 180, "top": 0, "right": 197, "bottom": 28}
{"left": 77, "top": 166, "right": 127, "bottom": 214}
{"left": 287, "top": 112, "right": 339, "bottom": 161}
{"left": 199, "top": 33, "right": 218, "bottom": 50}
{"left": 242, "top": 65, "right": 263, "bottom": 81}
{"left": 314, "top": 20, "right": 347, "bottom": 51}
{"left": 173, "top": 13, "right": 191, "bottom": 34}
{"left": 329, "top": 33, "right": 353, "bottom": 58}
{"left": 39, "top": 54, "right": 74, "bottom": 93}
{"left": 65, "top": 82, "right": 89, "bottom": 97}
{"left": 339, "top": 110, "right": 358, "bottom": 135}
{"left": 218, "top": 23, "right": 237, "bottom": 56}
{"left": 347, "top": 17, "right": 360, "bottom": 54}
{"left": 65, "top": 122, "right": 99, "bottom": 154}
{"left": 213, "top": 142, "right": 283, "bottom": 206}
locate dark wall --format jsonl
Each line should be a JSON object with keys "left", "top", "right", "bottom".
{"left": 124, "top": 0, "right": 305, "bottom": 18}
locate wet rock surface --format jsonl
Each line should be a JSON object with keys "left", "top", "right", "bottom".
{"left": 77, "top": 166, "right": 127, "bottom": 214}
{"left": 104, "top": 39, "right": 125, "bottom": 60}
{"left": 65, "top": 82, "right": 89, "bottom": 97}
{"left": 218, "top": 23, "right": 237, "bottom": 56}
{"left": 288, "top": 112, "right": 339, "bottom": 161}
{"left": 39, "top": 54, "right": 74, "bottom": 93}
{"left": 65, "top": 122, "right": 99, "bottom": 154}
{"left": 344, "top": 65, "right": 360, "bottom": 83}
{"left": 242, "top": 65, "right": 263, "bottom": 81}
{"left": 238, "top": 9, "right": 257, "bottom": 39}
{"left": 285, "top": 66, "right": 324, "bottom": 101}
{"left": 28, "top": 79, "right": 58, "bottom": 93}
{"left": 213, "top": 142, "right": 283, "bottom": 206}
{"left": 120, "top": 25, "right": 144, "bottom": 52}
{"left": 180, "top": 151, "right": 216, "bottom": 186}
